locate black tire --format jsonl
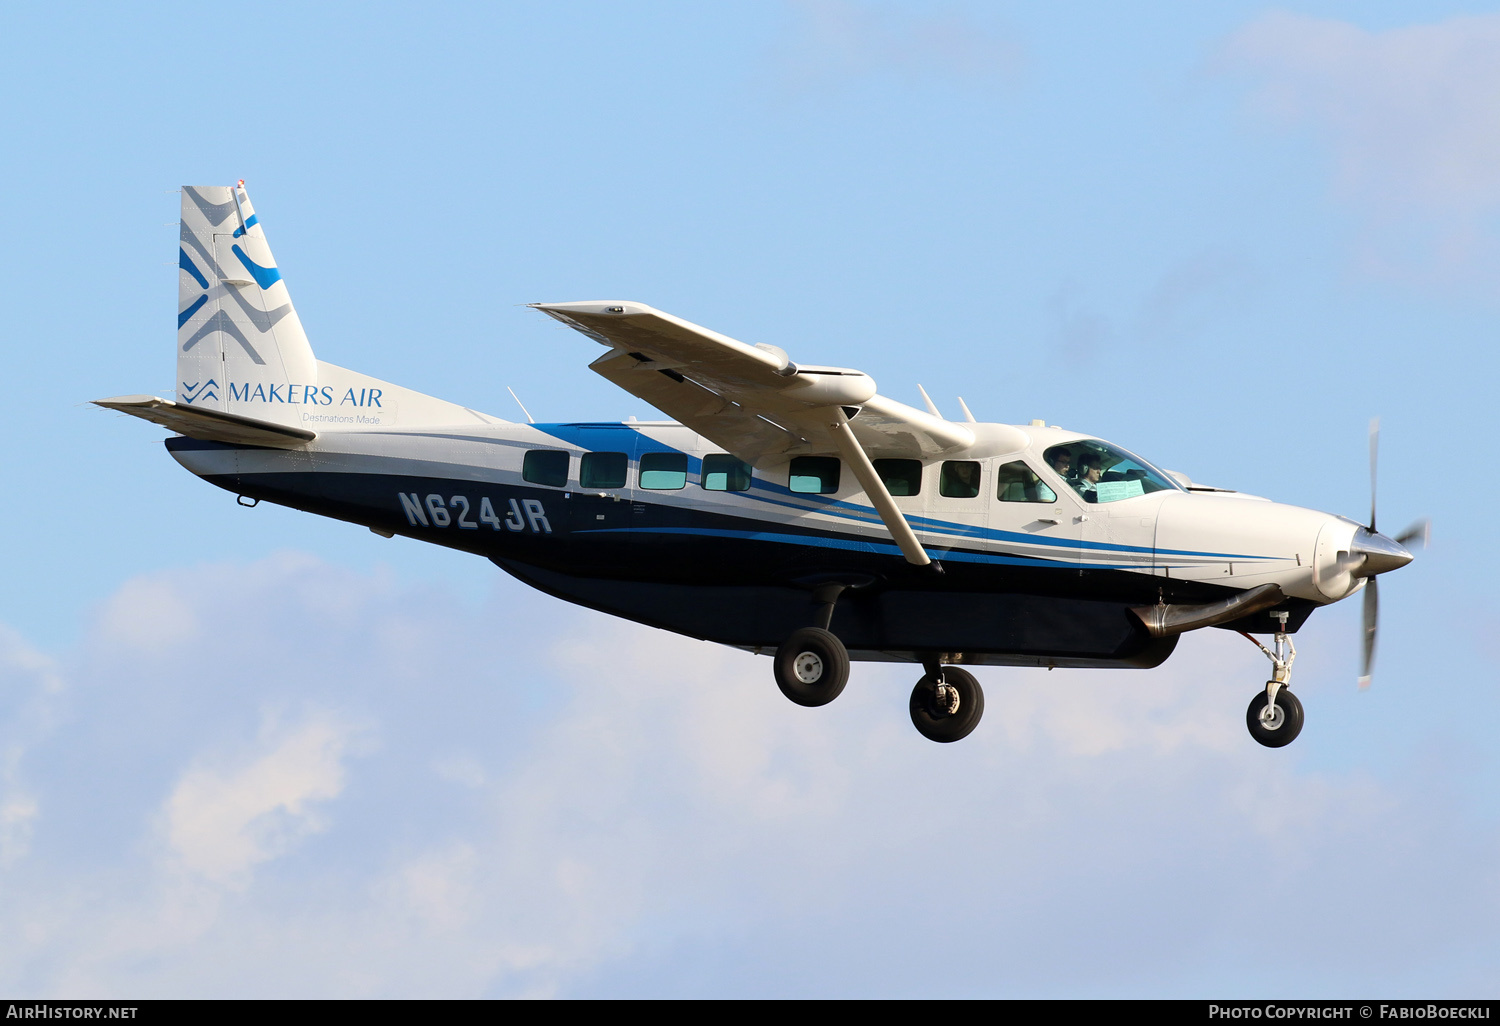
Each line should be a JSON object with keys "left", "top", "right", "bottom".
{"left": 1246, "top": 688, "right": 1304, "bottom": 748}
{"left": 773, "top": 627, "right": 850, "bottom": 707}
{"left": 909, "top": 666, "right": 984, "bottom": 743}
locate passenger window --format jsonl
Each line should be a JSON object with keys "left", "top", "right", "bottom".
{"left": 639, "top": 452, "right": 687, "bottom": 490}
{"left": 940, "top": 460, "right": 981, "bottom": 498}
{"left": 702, "top": 454, "right": 752, "bottom": 492}
{"left": 580, "top": 451, "right": 627, "bottom": 489}
{"left": 522, "top": 450, "right": 569, "bottom": 488}
{"left": 873, "top": 459, "right": 922, "bottom": 496}
{"left": 789, "top": 456, "right": 841, "bottom": 494}
{"left": 995, "top": 460, "right": 1057, "bottom": 503}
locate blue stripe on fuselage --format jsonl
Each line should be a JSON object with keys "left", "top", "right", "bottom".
{"left": 477, "top": 422, "right": 1270, "bottom": 562}
{"left": 574, "top": 525, "right": 1138, "bottom": 570}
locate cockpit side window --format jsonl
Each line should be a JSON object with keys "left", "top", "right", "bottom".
{"left": 1042, "top": 441, "right": 1179, "bottom": 504}
{"left": 995, "top": 461, "right": 1057, "bottom": 503}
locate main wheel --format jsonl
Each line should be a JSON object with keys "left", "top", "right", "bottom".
{"left": 909, "top": 666, "right": 984, "bottom": 743}
{"left": 773, "top": 627, "right": 850, "bottom": 707}
{"left": 1246, "top": 687, "right": 1304, "bottom": 748}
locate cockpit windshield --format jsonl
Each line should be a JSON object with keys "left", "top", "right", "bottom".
{"left": 1042, "top": 440, "right": 1181, "bottom": 504}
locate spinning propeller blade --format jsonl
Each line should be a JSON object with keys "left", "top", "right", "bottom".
{"left": 1354, "top": 419, "right": 1423, "bottom": 690}
{"left": 1358, "top": 575, "right": 1378, "bottom": 690}
{"left": 1394, "top": 519, "right": 1430, "bottom": 549}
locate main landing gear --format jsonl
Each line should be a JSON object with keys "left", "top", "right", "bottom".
{"left": 773, "top": 581, "right": 855, "bottom": 707}
{"left": 1239, "top": 611, "right": 1304, "bottom": 748}
{"left": 909, "top": 662, "right": 984, "bottom": 743}
{"left": 773, "top": 627, "right": 850, "bottom": 707}
{"left": 771, "top": 583, "right": 985, "bottom": 741}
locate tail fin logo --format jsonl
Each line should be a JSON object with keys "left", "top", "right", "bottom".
{"left": 230, "top": 245, "right": 283, "bottom": 289}
{"left": 178, "top": 295, "right": 208, "bottom": 328}
{"left": 181, "top": 310, "right": 267, "bottom": 365}
{"left": 181, "top": 379, "right": 218, "bottom": 404}
{"left": 179, "top": 248, "right": 209, "bottom": 289}
{"left": 177, "top": 184, "right": 313, "bottom": 383}
{"left": 182, "top": 187, "right": 238, "bottom": 228}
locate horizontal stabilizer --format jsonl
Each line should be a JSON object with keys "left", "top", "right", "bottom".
{"left": 93, "top": 395, "right": 315, "bottom": 447}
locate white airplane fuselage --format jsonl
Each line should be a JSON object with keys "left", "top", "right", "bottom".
{"left": 163, "top": 414, "right": 1367, "bottom": 668}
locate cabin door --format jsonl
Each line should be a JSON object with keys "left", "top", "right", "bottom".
{"left": 989, "top": 458, "right": 1081, "bottom": 572}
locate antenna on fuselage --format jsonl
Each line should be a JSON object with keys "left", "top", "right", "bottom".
{"left": 506, "top": 386, "right": 536, "bottom": 424}
{"left": 956, "top": 397, "right": 976, "bottom": 423}
{"left": 916, "top": 384, "right": 943, "bottom": 419}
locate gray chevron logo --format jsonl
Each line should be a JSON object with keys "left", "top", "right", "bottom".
{"left": 180, "top": 310, "right": 267, "bottom": 365}
{"left": 183, "top": 186, "right": 238, "bottom": 228}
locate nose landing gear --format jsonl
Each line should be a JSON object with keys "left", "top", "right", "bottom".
{"left": 1239, "top": 611, "right": 1305, "bottom": 748}
{"left": 1246, "top": 688, "right": 1304, "bottom": 747}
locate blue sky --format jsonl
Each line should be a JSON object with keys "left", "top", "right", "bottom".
{"left": 1, "top": 1, "right": 1497, "bottom": 997}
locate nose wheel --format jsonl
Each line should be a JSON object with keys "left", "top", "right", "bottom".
{"left": 1239, "top": 611, "right": 1305, "bottom": 748}
{"left": 909, "top": 665, "right": 984, "bottom": 743}
{"left": 1246, "top": 687, "right": 1304, "bottom": 747}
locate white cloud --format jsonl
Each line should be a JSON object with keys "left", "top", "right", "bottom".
{"left": 0, "top": 625, "right": 63, "bottom": 868}
{"left": 1222, "top": 11, "right": 1500, "bottom": 283}
{"left": 431, "top": 752, "right": 487, "bottom": 789}
{"left": 97, "top": 575, "right": 201, "bottom": 655}
{"left": 0, "top": 554, "right": 1495, "bottom": 996}
{"left": 163, "top": 711, "right": 365, "bottom": 885}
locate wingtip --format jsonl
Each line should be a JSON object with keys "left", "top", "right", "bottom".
{"left": 529, "top": 300, "right": 652, "bottom": 315}
{"left": 93, "top": 394, "right": 169, "bottom": 409}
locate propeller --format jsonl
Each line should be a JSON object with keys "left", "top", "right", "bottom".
{"left": 1353, "top": 418, "right": 1428, "bottom": 688}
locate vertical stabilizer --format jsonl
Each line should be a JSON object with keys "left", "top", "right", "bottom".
{"left": 177, "top": 184, "right": 316, "bottom": 426}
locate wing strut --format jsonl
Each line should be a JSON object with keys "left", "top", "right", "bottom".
{"left": 826, "top": 408, "right": 933, "bottom": 567}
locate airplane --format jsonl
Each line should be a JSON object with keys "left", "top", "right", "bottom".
{"left": 95, "top": 184, "right": 1426, "bottom": 746}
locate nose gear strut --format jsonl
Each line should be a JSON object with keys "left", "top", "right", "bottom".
{"left": 1238, "top": 611, "right": 1305, "bottom": 747}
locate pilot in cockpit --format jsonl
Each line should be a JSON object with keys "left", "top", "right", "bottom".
{"left": 1048, "top": 449, "right": 1073, "bottom": 480}
{"left": 1074, "top": 454, "right": 1103, "bottom": 500}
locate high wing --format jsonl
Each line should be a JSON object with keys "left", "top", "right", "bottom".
{"left": 530, "top": 301, "right": 973, "bottom": 464}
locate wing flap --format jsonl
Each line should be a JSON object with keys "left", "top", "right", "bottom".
{"left": 93, "top": 395, "right": 315, "bottom": 447}
{"left": 590, "top": 351, "right": 802, "bottom": 462}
